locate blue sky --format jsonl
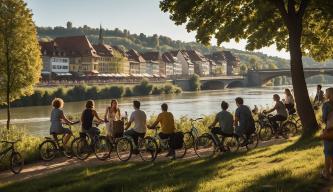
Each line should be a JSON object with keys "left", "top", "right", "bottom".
{"left": 26, "top": 0, "right": 289, "bottom": 59}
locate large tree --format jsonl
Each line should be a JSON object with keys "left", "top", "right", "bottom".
{"left": 160, "top": 0, "right": 333, "bottom": 138}
{"left": 0, "top": 0, "right": 42, "bottom": 129}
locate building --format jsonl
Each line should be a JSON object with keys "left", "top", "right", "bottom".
{"left": 162, "top": 51, "right": 182, "bottom": 78}
{"left": 52, "top": 35, "right": 99, "bottom": 74}
{"left": 184, "top": 50, "right": 210, "bottom": 76}
{"left": 205, "top": 52, "right": 227, "bottom": 75}
{"left": 40, "top": 41, "right": 70, "bottom": 79}
{"left": 92, "top": 26, "right": 130, "bottom": 74}
{"left": 141, "top": 52, "right": 163, "bottom": 76}
{"left": 169, "top": 50, "right": 192, "bottom": 77}
{"left": 223, "top": 51, "right": 240, "bottom": 75}
{"left": 126, "top": 49, "right": 146, "bottom": 74}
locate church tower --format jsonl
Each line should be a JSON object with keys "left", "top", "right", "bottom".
{"left": 98, "top": 24, "right": 104, "bottom": 44}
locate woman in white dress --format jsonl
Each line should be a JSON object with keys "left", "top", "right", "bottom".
{"left": 283, "top": 89, "right": 296, "bottom": 115}
{"left": 104, "top": 99, "right": 121, "bottom": 137}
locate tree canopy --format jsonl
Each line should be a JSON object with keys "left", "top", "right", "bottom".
{"left": 160, "top": 0, "right": 333, "bottom": 61}
{"left": 0, "top": 0, "right": 42, "bottom": 128}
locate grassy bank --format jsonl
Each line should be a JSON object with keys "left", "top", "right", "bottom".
{"left": 0, "top": 79, "right": 182, "bottom": 109}
{"left": 0, "top": 135, "right": 326, "bottom": 192}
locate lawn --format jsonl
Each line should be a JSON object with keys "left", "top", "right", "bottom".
{"left": 0, "top": 136, "right": 327, "bottom": 192}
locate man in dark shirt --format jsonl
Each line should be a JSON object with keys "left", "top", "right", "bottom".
{"left": 315, "top": 84, "right": 325, "bottom": 104}
{"left": 234, "top": 97, "right": 255, "bottom": 143}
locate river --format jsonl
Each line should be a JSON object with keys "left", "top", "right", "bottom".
{"left": 0, "top": 85, "right": 324, "bottom": 135}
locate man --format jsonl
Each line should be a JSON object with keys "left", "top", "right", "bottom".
{"left": 125, "top": 100, "right": 147, "bottom": 153}
{"left": 234, "top": 97, "right": 255, "bottom": 144}
{"left": 149, "top": 103, "right": 176, "bottom": 159}
{"left": 264, "top": 94, "right": 288, "bottom": 137}
{"left": 314, "top": 84, "right": 325, "bottom": 104}
{"left": 209, "top": 101, "right": 234, "bottom": 150}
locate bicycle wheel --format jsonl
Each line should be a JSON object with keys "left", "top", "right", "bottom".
{"left": 39, "top": 140, "right": 57, "bottom": 161}
{"left": 94, "top": 136, "right": 111, "bottom": 161}
{"left": 138, "top": 137, "right": 158, "bottom": 162}
{"left": 183, "top": 132, "right": 194, "bottom": 149}
{"left": 75, "top": 137, "right": 91, "bottom": 160}
{"left": 246, "top": 133, "right": 259, "bottom": 150}
{"left": 281, "top": 122, "right": 296, "bottom": 138}
{"left": 175, "top": 140, "right": 187, "bottom": 159}
{"left": 194, "top": 134, "right": 216, "bottom": 158}
{"left": 116, "top": 137, "right": 132, "bottom": 162}
{"left": 62, "top": 134, "right": 75, "bottom": 158}
{"left": 223, "top": 136, "right": 239, "bottom": 152}
{"left": 10, "top": 152, "right": 24, "bottom": 174}
{"left": 259, "top": 125, "right": 273, "bottom": 141}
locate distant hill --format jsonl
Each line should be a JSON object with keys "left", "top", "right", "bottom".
{"left": 37, "top": 24, "right": 333, "bottom": 71}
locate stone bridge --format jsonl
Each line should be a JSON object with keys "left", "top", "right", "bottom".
{"left": 247, "top": 68, "right": 333, "bottom": 86}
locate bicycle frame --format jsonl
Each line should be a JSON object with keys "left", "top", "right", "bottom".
{"left": 152, "top": 129, "right": 170, "bottom": 150}
{"left": 0, "top": 145, "right": 14, "bottom": 161}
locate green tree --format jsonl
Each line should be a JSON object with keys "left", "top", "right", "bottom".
{"left": 0, "top": 0, "right": 41, "bottom": 129}
{"left": 189, "top": 74, "right": 201, "bottom": 91}
{"left": 240, "top": 64, "right": 248, "bottom": 75}
{"left": 160, "top": 0, "right": 333, "bottom": 138}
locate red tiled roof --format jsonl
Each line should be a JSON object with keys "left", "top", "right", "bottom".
{"left": 126, "top": 49, "right": 145, "bottom": 63}
{"left": 141, "top": 51, "right": 162, "bottom": 62}
{"left": 53, "top": 35, "right": 99, "bottom": 57}
{"left": 39, "top": 41, "right": 67, "bottom": 57}
{"left": 185, "top": 50, "right": 207, "bottom": 62}
{"left": 92, "top": 44, "right": 114, "bottom": 57}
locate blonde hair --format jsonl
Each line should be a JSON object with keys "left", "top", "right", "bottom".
{"left": 111, "top": 99, "right": 119, "bottom": 112}
{"left": 52, "top": 98, "right": 64, "bottom": 109}
{"left": 326, "top": 88, "right": 333, "bottom": 101}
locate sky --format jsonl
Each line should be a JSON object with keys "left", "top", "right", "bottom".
{"left": 26, "top": 0, "right": 290, "bottom": 59}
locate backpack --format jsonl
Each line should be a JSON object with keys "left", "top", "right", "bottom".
{"left": 169, "top": 132, "right": 184, "bottom": 149}
{"left": 112, "top": 120, "right": 124, "bottom": 138}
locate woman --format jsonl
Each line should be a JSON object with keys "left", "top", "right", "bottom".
{"left": 104, "top": 99, "right": 121, "bottom": 137}
{"left": 81, "top": 100, "right": 103, "bottom": 137}
{"left": 50, "top": 98, "right": 74, "bottom": 146}
{"left": 321, "top": 88, "right": 333, "bottom": 179}
{"left": 284, "top": 89, "right": 296, "bottom": 115}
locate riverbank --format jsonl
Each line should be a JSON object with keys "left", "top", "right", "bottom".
{"left": 0, "top": 79, "right": 182, "bottom": 109}
{"left": 0, "top": 135, "right": 327, "bottom": 192}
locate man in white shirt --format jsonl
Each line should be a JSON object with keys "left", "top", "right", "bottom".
{"left": 125, "top": 100, "right": 147, "bottom": 152}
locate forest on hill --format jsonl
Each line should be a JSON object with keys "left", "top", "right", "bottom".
{"left": 37, "top": 23, "right": 333, "bottom": 84}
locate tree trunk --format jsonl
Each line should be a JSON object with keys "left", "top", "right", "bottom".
{"left": 6, "top": 94, "right": 10, "bottom": 130}
{"left": 289, "top": 17, "right": 318, "bottom": 138}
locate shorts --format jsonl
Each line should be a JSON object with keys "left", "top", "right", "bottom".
{"left": 324, "top": 140, "right": 333, "bottom": 157}
{"left": 50, "top": 127, "right": 72, "bottom": 135}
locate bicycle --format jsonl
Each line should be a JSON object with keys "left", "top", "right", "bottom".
{"left": 0, "top": 140, "right": 24, "bottom": 174}
{"left": 145, "top": 127, "right": 187, "bottom": 160}
{"left": 194, "top": 128, "right": 239, "bottom": 158}
{"left": 72, "top": 122, "right": 111, "bottom": 161}
{"left": 183, "top": 118, "right": 203, "bottom": 149}
{"left": 288, "top": 113, "right": 301, "bottom": 135}
{"left": 116, "top": 131, "right": 158, "bottom": 162}
{"left": 39, "top": 121, "right": 79, "bottom": 161}
{"left": 257, "top": 113, "right": 296, "bottom": 141}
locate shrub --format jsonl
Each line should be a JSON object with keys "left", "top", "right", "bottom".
{"left": 86, "top": 86, "right": 99, "bottom": 100}
{"left": 66, "top": 84, "right": 87, "bottom": 101}
{"left": 124, "top": 87, "right": 133, "bottom": 97}
{"left": 132, "top": 79, "right": 153, "bottom": 96}
{"left": 152, "top": 86, "right": 164, "bottom": 95}
{"left": 189, "top": 74, "right": 201, "bottom": 91}
{"left": 108, "top": 86, "right": 124, "bottom": 98}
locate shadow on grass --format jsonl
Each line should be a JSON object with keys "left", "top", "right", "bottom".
{"left": 270, "top": 136, "right": 322, "bottom": 157}
{"left": 0, "top": 155, "right": 227, "bottom": 192}
{"left": 242, "top": 165, "right": 326, "bottom": 192}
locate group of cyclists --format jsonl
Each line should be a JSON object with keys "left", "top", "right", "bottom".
{"left": 48, "top": 84, "right": 326, "bottom": 162}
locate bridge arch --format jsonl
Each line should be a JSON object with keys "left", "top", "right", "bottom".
{"left": 201, "top": 80, "right": 225, "bottom": 90}
{"left": 226, "top": 80, "right": 244, "bottom": 88}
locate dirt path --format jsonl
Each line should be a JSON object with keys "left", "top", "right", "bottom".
{"left": 0, "top": 138, "right": 287, "bottom": 184}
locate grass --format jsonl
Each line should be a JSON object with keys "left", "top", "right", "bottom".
{"left": 0, "top": 136, "right": 327, "bottom": 192}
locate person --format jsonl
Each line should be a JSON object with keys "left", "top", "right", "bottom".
{"left": 104, "top": 99, "right": 121, "bottom": 137}
{"left": 50, "top": 98, "right": 75, "bottom": 147}
{"left": 234, "top": 97, "right": 255, "bottom": 143}
{"left": 264, "top": 94, "right": 288, "bottom": 136}
{"left": 81, "top": 100, "right": 104, "bottom": 138}
{"left": 283, "top": 89, "right": 296, "bottom": 115}
{"left": 148, "top": 103, "right": 176, "bottom": 159}
{"left": 209, "top": 101, "right": 234, "bottom": 150}
{"left": 321, "top": 88, "right": 333, "bottom": 179}
{"left": 124, "top": 101, "right": 147, "bottom": 153}
{"left": 315, "top": 84, "right": 325, "bottom": 104}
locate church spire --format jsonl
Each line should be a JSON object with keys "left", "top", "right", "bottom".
{"left": 99, "top": 24, "right": 104, "bottom": 44}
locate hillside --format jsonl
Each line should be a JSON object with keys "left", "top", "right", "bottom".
{"left": 37, "top": 24, "right": 333, "bottom": 70}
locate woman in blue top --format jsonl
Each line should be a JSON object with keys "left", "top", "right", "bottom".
{"left": 321, "top": 87, "right": 333, "bottom": 179}
{"left": 50, "top": 98, "right": 74, "bottom": 146}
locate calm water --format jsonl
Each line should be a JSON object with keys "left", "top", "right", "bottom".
{"left": 0, "top": 85, "right": 323, "bottom": 135}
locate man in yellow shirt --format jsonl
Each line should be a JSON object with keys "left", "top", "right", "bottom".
{"left": 148, "top": 103, "right": 176, "bottom": 159}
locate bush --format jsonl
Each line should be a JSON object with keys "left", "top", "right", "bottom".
{"left": 189, "top": 74, "right": 201, "bottom": 91}
{"left": 66, "top": 84, "right": 87, "bottom": 101}
{"left": 86, "top": 86, "right": 99, "bottom": 100}
{"left": 132, "top": 79, "right": 153, "bottom": 96}
{"left": 152, "top": 86, "right": 164, "bottom": 95}
{"left": 108, "top": 86, "right": 124, "bottom": 98}
{"left": 124, "top": 87, "right": 133, "bottom": 97}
